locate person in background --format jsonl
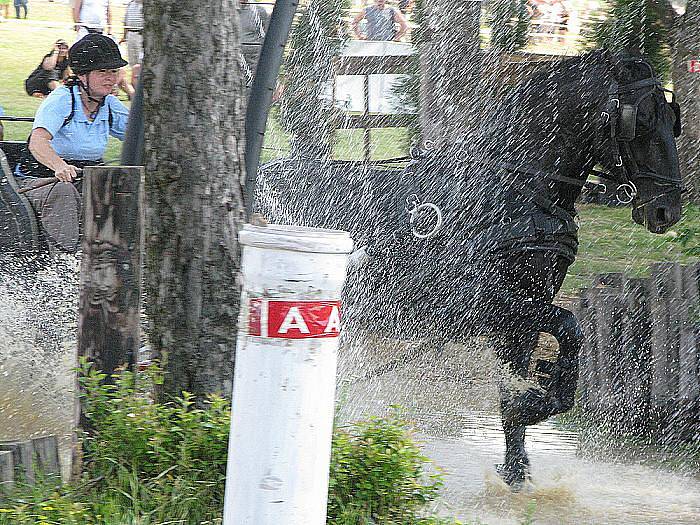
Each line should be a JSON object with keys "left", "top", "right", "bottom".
{"left": 72, "top": 0, "right": 110, "bottom": 40}
{"left": 15, "top": 34, "right": 129, "bottom": 255}
{"left": 121, "top": 0, "right": 143, "bottom": 90}
{"left": 352, "top": 0, "right": 408, "bottom": 42}
{"left": 398, "top": 0, "right": 414, "bottom": 15}
{"left": 239, "top": 1, "right": 270, "bottom": 85}
{"left": 0, "top": 0, "right": 10, "bottom": 22}
{"left": 14, "top": 0, "right": 28, "bottom": 19}
{"left": 25, "top": 39, "right": 71, "bottom": 98}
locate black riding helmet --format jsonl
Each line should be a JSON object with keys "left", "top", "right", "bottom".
{"left": 69, "top": 34, "right": 128, "bottom": 75}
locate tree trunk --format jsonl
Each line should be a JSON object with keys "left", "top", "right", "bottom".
{"left": 419, "top": 0, "right": 481, "bottom": 146}
{"left": 142, "top": 0, "right": 246, "bottom": 399}
{"left": 672, "top": 0, "right": 700, "bottom": 203}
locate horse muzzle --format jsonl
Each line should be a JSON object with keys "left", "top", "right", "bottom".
{"left": 632, "top": 193, "right": 682, "bottom": 234}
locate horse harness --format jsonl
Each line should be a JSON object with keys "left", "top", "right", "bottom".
{"left": 497, "top": 65, "right": 683, "bottom": 239}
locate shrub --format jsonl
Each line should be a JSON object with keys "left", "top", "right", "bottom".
{"left": 0, "top": 363, "right": 455, "bottom": 525}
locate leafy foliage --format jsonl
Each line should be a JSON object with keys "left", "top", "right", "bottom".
{"left": 0, "top": 363, "right": 454, "bottom": 525}
{"left": 583, "top": 0, "right": 674, "bottom": 79}
{"left": 280, "top": 0, "right": 350, "bottom": 157}
{"left": 488, "top": 0, "right": 531, "bottom": 52}
{"left": 328, "top": 413, "right": 445, "bottom": 524}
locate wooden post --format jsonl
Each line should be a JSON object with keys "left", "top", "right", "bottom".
{"left": 31, "top": 436, "right": 61, "bottom": 478}
{"left": 0, "top": 451, "right": 13, "bottom": 492}
{"left": 581, "top": 287, "right": 601, "bottom": 417}
{"left": 591, "top": 273, "right": 626, "bottom": 430}
{"left": 0, "top": 440, "right": 34, "bottom": 484}
{"left": 620, "top": 276, "right": 652, "bottom": 434}
{"left": 575, "top": 288, "right": 594, "bottom": 413}
{"left": 675, "top": 263, "right": 700, "bottom": 440}
{"left": 649, "top": 262, "right": 683, "bottom": 438}
{"left": 77, "top": 166, "right": 144, "bottom": 377}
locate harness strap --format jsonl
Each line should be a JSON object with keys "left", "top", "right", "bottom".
{"left": 500, "top": 162, "right": 587, "bottom": 188}
{"left": 498, "top": 163, "right": 579, "bottom": 229}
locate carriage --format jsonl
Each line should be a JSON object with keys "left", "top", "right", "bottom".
{"left": 0, "top": 122, "right": 44, "bottom": 256}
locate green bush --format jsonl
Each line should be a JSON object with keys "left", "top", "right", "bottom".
{"left": 0, "top": 363, "right": 456, "bottom": 525}
{"left": 328, "top": 414, "right": 444, "bottom": 524}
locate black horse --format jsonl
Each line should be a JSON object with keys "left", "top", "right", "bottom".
{"left": 257, "top": 49, "right": 683, "bottom": 487}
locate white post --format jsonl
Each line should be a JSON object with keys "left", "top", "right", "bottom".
{"left": 223, "top": 224, "right": 353, "bottom": 525}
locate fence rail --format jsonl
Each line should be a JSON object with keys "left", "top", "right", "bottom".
{"left": 574, "top": 263, "right": 700, "bottom": 442}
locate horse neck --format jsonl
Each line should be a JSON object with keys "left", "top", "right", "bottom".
{"left": 489, "top": 65, "right": 610, "bottom": 211}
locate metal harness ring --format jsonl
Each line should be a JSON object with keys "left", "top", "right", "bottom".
{"left": 616, "top": 181, "right": 638, "bottom": 204}
{"left": 409, "top": 201, "right": 443, "bottom": 240}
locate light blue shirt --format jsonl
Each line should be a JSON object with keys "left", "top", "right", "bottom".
{"left": 32, "top": 85, "right": 129, "bottom": 161}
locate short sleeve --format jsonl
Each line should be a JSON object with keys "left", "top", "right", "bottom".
{"left": 107, "top": 96, "right": 130, "bottom": 141}
{"left": 32, "top": 88, "right": 73, "bottom": 138}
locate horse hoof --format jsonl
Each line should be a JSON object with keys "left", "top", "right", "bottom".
{"left": 495, "top": 462, "right": 531, "bottom": 490}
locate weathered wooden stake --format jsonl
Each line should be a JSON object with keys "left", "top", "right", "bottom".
{"left": 77, "top": 166, "right": 144, "bottom": 377}
{"left": 649, "top": 262, "right": 683, "bottom": 434}
{"left": 0, "top": 450, "right": 14, "bottom": 492}
{"left": 620, "top": 276, "right": 652, "bottom": 434}
{"left": 76, "top": 165, "right": 144, "bottom": 475}
{"left": 592, "top": 274, "right": 625, "bottom": 427}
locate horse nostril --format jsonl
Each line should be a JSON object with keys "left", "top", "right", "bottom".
{"left": 656, "top": 207, "right": 668, "bottom": 224}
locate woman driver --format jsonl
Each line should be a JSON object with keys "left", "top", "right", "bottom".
{"left": 16, "top": 34, "right": 129, "bottom": 255}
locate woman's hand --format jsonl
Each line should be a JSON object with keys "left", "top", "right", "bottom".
{"left": 54, "top": 162, "right": 81, "bottom": 182}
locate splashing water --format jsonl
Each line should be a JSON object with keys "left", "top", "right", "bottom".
{"left": 0, "top": 258, "right": 80, "bottom": 481}
{"left": 336, "top": 335, "right": 700, "bottom": 525}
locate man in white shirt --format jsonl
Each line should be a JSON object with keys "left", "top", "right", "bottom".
{"left": 72, "top": 0, "right": 111, "bottom": 41}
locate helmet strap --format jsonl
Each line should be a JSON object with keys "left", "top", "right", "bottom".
{"left": 79, "top": 74, "right": 106, "bottom": 120}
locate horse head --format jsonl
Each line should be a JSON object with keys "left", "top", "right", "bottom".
{"left": 598, "top": 53, "right": 683, "bottom": 234}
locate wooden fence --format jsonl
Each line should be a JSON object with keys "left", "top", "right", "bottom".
{"left": 0, "top": 436, "right": 60, "bottom": 492}
{"left": 574, "top": 263, "right": 700, "bottom": 442}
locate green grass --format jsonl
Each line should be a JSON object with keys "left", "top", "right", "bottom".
{"left": 3, "top": 1, "right": 698, "bottom": 291}
{"left": 563, "top": 203, "right": 700, "bottom": 295}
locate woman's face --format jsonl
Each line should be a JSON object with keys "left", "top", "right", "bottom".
{"left": 56, "top": 42, "right": 69, "bottom": 57}
{"left": 81, "top": 69, "right": 119, "bottom": 98}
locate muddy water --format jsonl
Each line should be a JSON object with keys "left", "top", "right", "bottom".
{"left": 0, "top": 261, "right": 79, "bottom": 481}
{"left": 338, "top": 335, "right": 700, "bottom": 525}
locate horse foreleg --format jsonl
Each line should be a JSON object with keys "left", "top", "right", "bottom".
{"left": 499, "top": 303, "right": 583, "bottom": 426}
{"left": 492, "top": 331, "right": 538, "bottom": 487}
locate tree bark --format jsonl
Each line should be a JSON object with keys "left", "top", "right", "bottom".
{"left": 672, "top": 0, "right": 700, "bottom": 203}
{"left": 419, "top": 0, "right": 481, "bottom": 146}
{"left": 142, "top": 0, "right": 246, "bottom": 399}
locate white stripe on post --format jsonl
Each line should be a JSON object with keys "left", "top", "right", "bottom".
{"left": 223, "top": 224, "right": 353, "bottom": 525}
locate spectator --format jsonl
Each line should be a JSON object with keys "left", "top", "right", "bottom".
{"left": 24, "top": 39, "right": 71, "bottom": 98}
{"left": 72, "top": 0, "right": 110, "bottom": 40}
{"left": 352, "top": 0, "right": 408, "bottom": 42}
{"left": 0, "top": 0, "right": 10, "bottom": 22}
{"left": 15, "top": 34, "right": 129, "bottom": 255}
{"left": 121, "top": 0, "right": 143, "bottom": 90}
{"left": 239, "top": 1, "right": 270, "bottom": 84}
{"left": 14, "top": 0, "right": 28, "bottom": 19}
{"left": 398, "top": 0, "right": 413, "bottom": 15}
